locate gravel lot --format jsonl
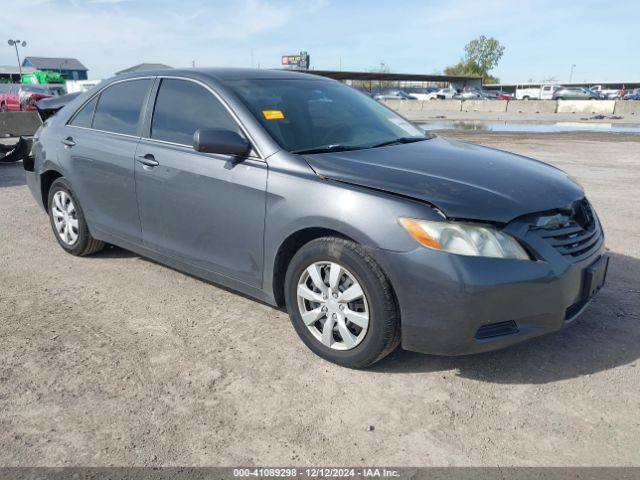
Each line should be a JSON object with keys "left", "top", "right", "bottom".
{"left": 0, "top": 131, "right": 639, "bottom": 467}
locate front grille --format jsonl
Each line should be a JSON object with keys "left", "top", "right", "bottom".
{"left": 476, "top": 320, "right": 519, "bottom": 339}
{"left": 533, "top": 199, "right": 603, "bottom": 262}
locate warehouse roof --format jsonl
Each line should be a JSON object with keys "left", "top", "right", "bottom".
{"left": 22, "top": 57, "right": 88, "bottom": 71}
{"left": 116, "top": 63, "right": 173, "bottom": 75}
{"left": 304, "top": 69, "right": 482, "bottom": 83}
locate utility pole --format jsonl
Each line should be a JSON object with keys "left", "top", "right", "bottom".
{"left": 7, "top": 39, "right": 27, "bottom": 82}
{"left": 569, "top": 64, "right": 576, "bottom": 83}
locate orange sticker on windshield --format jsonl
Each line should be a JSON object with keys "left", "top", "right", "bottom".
{"left": 262, "top": 110, "right": 285, "bottom": 120}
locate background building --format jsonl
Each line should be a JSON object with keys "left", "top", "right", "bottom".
{"left": 115, "top": 63, "right": 173, "bottom": 75}
{"left": 0, "top": 65, "right": 36, "bottom": 83}
{"left": 21, "top": 57, "right": 88, "bottom": 80}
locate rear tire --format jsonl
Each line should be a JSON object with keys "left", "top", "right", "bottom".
{"left": 0, "top": 103, "right": 6, "bottom": 112}
{"left": 47, "top": 177, "right": 105, "bottom": 256}
{"left": 284, "top": 237, "right": 400, "bottom": 368}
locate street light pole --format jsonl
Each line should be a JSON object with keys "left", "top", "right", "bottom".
{"left": 569, "top": 64, "right": 576, "bottom": 83}
{"left": 7, "top": 39, "right": 27, "bottom": 82}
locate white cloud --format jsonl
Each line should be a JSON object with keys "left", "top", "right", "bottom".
{"left": 89, "top": 0, "right": 131, "bottom": 4}
{"left": 0, "top": 0, "right": 323, "bottom": 77}
{"left": 1, "top": 0, "right": 637, "bottom": 83}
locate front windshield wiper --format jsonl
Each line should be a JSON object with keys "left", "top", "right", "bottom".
{"left": 291, "top": 144, "right": 365, "bottom": 155}
{"left": 292, "top": 136, "right": 431, "bottom": 155}
{"left": 367, "top": 136, "right": 431, "bottom": 149}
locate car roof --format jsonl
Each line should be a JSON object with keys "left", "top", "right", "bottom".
{"left": 114, "top": 67, "right": 333, "bottom": 83}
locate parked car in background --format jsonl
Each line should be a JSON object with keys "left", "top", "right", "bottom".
{"left": 588, "top": 89, "right": 608, "bottom": 100}
{"left": 405, "top": 87, "right": 438, "bottom": 100}
{"left": 553, "top": 87, "right": 600, "bottom": 100}
{"left": 0, "top": 84, "right": 20, "bottom": 111}
{"left": 19, "top": 85, "right": 54, "bottom": 110}
{"left": 426, "top": 87, "right": 458, "bottom": 100}
{"left": 483, "top": 90, "right": 513, "bottom": 101}
{"left": 374, "top": 90, "right": 417, "bottom": 101}
{"left": 458, "top": 87, "right": 484, "bottom": 100}
{"left": 24, "top": 68, "right": 607, "bottom": 368}
{"left": 66, "top": 80, "right": 102, "bottom": 94}
{"left": 0, "top": 84, "right": 53, "bottom": 111}
{"left": 458, "top": 88, "right": 510, "bottom": 101}
{"left": 46, "top": 85, "right": 67, "bottom": 97}
{"left": 590, "top": 85, "right": 619, "bottom": 99}
{"left": 623, "top": 90, "right": 640, "bottom": 101}
{"left": 516, "top": 84, "right": 562, "bottom": 100}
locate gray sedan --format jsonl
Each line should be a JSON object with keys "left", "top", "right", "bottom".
{"left": 553, "top": 87, "right": 601, "bottom": 100}
{"left": 25, "top": 68, "right": 608, "bottom": 367}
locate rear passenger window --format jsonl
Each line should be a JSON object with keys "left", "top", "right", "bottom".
{"left": 70, "top": 96, "right": 98, "bottom": 128}
{"left": 151, "top": 79, "right": 239, "bottom": 146}
{"left": 92, "top": 79, "right": 151, "bottom": 136}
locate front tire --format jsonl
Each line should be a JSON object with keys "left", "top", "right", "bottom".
{"left": 48, "top": 177, "right": 105, "bottom": 256}
{"left": 284, "top": 237, "right": 399, "bottom": 368}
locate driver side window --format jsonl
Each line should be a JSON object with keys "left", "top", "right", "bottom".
{"left": 150, "top": 79, "right": 240, "bottom": 146}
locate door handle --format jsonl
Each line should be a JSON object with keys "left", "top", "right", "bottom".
{"left": 136, "top": 153, "right": 159, "bottom": 168}
{"left": 61, "top": 137, "right": 76, "bottom": 147}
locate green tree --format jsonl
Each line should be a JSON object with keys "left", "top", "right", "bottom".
{"left": 444, "top": 36, "right": 505, "bottom": 84}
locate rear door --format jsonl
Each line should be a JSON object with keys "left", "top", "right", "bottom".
{"left": 134, "top": 77, "right": 267, "bottom": 287}
{"left": 62, "top": 78, "right": 153, "bottom": 243}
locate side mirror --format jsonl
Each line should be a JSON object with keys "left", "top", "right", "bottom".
{"left": 193, "top": 128, "right": 251, "bottom": 156}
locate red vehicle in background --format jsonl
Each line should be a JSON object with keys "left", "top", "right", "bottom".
{"left": 0, "top": 84, "right": 53, "bottom": 112}
{"left": 482, "top": 90, "right": 513, "bottom": 101}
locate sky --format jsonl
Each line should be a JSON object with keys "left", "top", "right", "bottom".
{"left": 0, "top": 0, "right": 638, "bottom": 83}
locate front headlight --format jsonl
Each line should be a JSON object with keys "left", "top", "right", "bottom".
{"left": 399, "top": 217, "right": 530, "bottom": 260}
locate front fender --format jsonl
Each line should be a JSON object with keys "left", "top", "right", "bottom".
{"left": 262, "top": 151, "right": 443, "bottom": 300}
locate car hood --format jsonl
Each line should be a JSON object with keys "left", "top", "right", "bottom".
{"left": 303, "top": 136, "right": 584, "bottom": 223}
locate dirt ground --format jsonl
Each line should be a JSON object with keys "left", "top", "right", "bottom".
{"left": 0, "top": 131, "right": 639, "bottom": 467}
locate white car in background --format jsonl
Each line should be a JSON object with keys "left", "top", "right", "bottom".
{"left": 515, "top": 84, "right": 563, "bottom": 100}
{"left": 426, "top": 88, "right": 458, "bottom": 100}
{"left": 65, "top": 80, "right": 102, "bottom": 94}
{"left": 590, "top": 85, "right": 620, "bottom": 99}
{"left": 405, "top": 88, "right": 438, "bottom": 101}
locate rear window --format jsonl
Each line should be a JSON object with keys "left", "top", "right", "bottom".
{"left": 92, "top": 79, "right": 151, "bottom": 136}
{"left": 70, "top": 96, "right": 98, "bottom": 128}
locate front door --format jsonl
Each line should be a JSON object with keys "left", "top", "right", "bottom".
{"left": 134, "top": 78, "right": 267, "bottom": 287}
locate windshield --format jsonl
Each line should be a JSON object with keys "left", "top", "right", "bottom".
{"left": 226, "top": 78, "right": 426, "bottom": 153}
